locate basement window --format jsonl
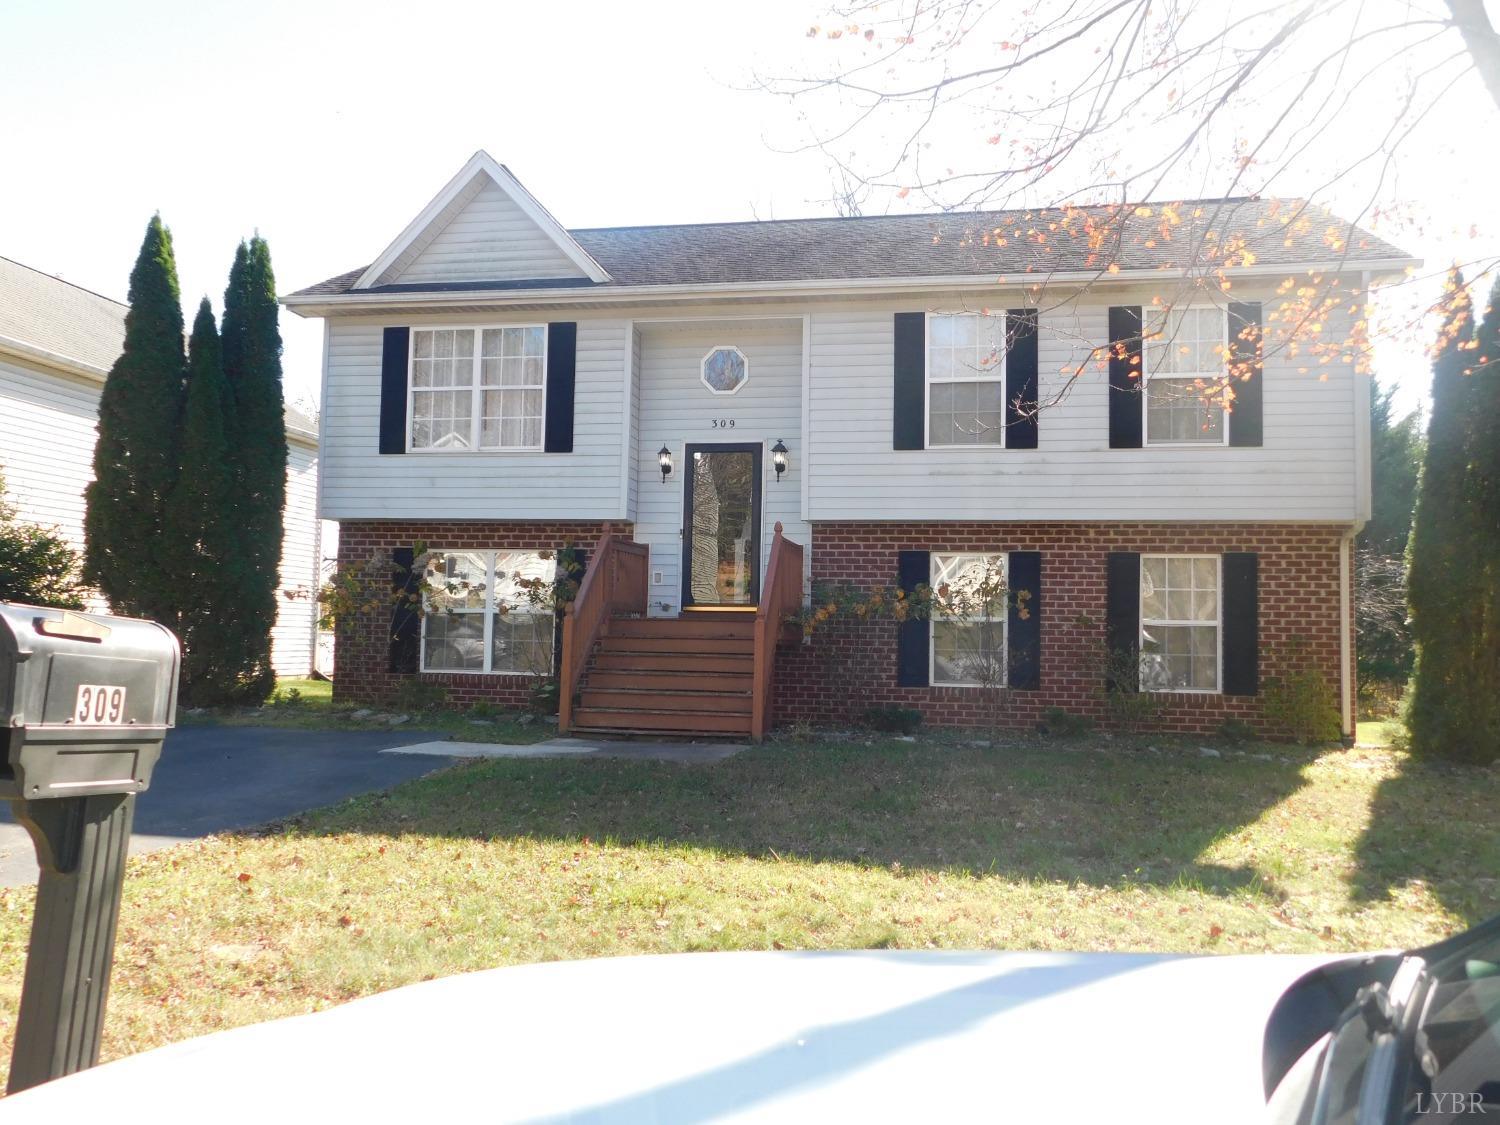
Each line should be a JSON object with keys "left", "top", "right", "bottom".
{"left": 420, "top": 550, "right": 557, "bottom": 674}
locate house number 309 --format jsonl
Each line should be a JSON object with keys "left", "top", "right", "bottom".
{"left": 710, "top": 419, "right": 736, "bottom": 429}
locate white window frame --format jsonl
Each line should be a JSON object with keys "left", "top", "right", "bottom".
{"left": 1138, "top": 553, "right": 1222, "bottom": 695}
{"left": 924, "top": 310, "right": 1008, "bottom": 450}
{"left": 418, "top": 549, "right": 557, "bottom": 675}
{"left": 406, "top": 325, "right": 549, "bottom": 454}
{"left": 700, "top": 345, "right": 750, "bottom": 395}
{"left": 1141, "top": 305, "right": 1230, "bottom": 448}
{"left": 929, "top": 553, "right": 1009, "bottom": 688}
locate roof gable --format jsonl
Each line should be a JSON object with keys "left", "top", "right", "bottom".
{"left": 355, "top": 152, "right": 610, "bottom": 289}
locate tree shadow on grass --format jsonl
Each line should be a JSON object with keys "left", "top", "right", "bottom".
{"left": 291, "top": 737, "right": 1314, "bottom": 898}
{"left": 1351, "top": 753, "right": 1500, "bottom": 927}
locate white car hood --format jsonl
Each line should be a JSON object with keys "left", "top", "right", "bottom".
{"left": 4, "top": 949, "right": 1340, "bottom": 1123}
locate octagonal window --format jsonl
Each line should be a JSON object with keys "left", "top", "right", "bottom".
{"left": 701, "top": 346, "right": 749, "bottom": 394}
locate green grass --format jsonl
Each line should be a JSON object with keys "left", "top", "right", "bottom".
{"left": 0, "top": 732, "right": 1495, "bottom": 1090}
{"left": 177, "top": 677, "right": 555, "bottom": 745}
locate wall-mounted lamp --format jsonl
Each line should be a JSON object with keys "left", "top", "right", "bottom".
{"left": 658, "top": 445, "right": 674, "bottom": 483}
{"left": 771, "top": 439, "right": 789, "bottom": 483}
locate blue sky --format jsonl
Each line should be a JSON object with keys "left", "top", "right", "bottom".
{"left": 3, "top": 0, "right": 1496, "bottom": 419}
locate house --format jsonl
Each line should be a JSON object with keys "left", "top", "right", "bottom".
{"left": 0, "top": 254, "right": 333, "bottom": 678}
{"left": 283, "top": 151, "right": 1415, "bottom": 739}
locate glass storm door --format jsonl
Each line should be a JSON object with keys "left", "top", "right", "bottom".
{"left": 682, "top": 443, "right": 763, "bottom": 607}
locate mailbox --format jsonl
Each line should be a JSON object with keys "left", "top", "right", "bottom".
{"left": 1, "top": 601, "right": 181, "bottom": 1095}
{"left": 0, "top": 602, "right": 179, "bottom": 801}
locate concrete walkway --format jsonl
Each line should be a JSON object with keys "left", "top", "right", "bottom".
{"left": 383, "top": 737, "right": 746, "bottom": 764}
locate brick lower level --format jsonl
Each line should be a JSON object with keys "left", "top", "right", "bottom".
{"left": 334, "top": 518, "right": 1354, "bottom": 736}
{"left": 774, "top": 521, "right": 1354, "bottom": 736}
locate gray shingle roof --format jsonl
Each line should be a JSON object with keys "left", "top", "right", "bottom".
{"left": 0, "top": 255, "right": 126, "bottom": 370}
{"left": 288, "top": 196, "right": 1411, "bottom": 299}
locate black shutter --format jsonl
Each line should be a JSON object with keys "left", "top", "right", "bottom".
{"left": 1227, "top": 302, "right": 1263, "bottom": 447}
{"left": 389, "top": 547, "right": 420, "bottom": 674}
{"left": 896, "top": 550, "right": 931, "bottom": 686}
{"left": 1007, "top": 550, "right": 1042, "bottom": 689}
{"left": 552, "top": 546, "right": 591, "bottom": 678}
{"left": 544, "top": 322, "right": 577, "bottom": 453}
{"left": 893, "top": 313, "right": 926, "bottom": 450}
{"left": 1005, "top": 309, "right": 1039, "bottom": 449}
{"left": 1222, "top": 552, "right": 1259, "bottom": 695}
{"left": 379, "top": 327, "right": 410, "bottom": 454}
{"left": 1107, "top": 306, "right": 1143, "bottom": 449}
{"left": 1105, "top": 552, "right": 1141, "bottom": 691}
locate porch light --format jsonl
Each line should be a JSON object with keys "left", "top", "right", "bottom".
{"left": 658, "top": 445, "right": 674, "bottom": 483}
{"left": 771, "top": 439, "right": 789, "bottom": 482}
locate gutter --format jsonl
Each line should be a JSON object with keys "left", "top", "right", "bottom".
{"left": 280, "top": 257, "right": 1422, "bottom": 317}
{"left": 0, "top": 334, "right": 110, "bottom": 382}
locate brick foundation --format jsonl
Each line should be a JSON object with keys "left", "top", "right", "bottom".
{"left": 774, "top": 521, "right": 1353, "bottom": 736}
{"left": 333, "top": 520, "right": 625, "bottom": 709}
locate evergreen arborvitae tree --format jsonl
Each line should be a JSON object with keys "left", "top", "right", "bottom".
{"left": 163, "top": 300, "right": 241, "bottom": 704}
{"left": 84, "top": 215, "right": 186, "bottom": 626}
{"left": 1406, "top": 273, "right": 1492, "bottom": 762}
{"left": 220, "top": 237, "right": 287, "bottom": 702}
{"left": 1465, "top": 279, "right": 1500, "bottom": 761}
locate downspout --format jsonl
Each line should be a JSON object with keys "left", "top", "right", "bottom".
{"left": 1339, "top": 527, "right": 1357, "bottom": 743}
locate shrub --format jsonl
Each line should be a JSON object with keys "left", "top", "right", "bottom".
{"left": 269, "top": 686, "right": 304, "bottom": 708}
{"left": 392, "top": 679, "right": 447, "bottom": 714}
{"left": 528, "top": 679, "right": 560, "bottom": 716}
{"left": 1263, "top": 639, "right": 1342, "bottom": 744}
{"left": 0, "top": 512, "right": 87, "bottom": 609}
{"left": 862, "top": 704, "right": 924, "bottom": 734}
{"left": 1040, "top": 706, "right": 1094, "bottom": 738}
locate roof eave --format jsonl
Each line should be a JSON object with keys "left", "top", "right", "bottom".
{"left": 0, "top": 333, "right": 111, "bottom": 381}
{"left": 281, "top": 256, "right": 1422, "bottom": 317}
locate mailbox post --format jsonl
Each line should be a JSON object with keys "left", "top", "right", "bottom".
{"left": 0, "top": 602, "right": 179, "bottom": 1095}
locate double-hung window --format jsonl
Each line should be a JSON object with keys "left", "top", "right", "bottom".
{"left": 930, "top": 553, "right": 1007, "bottom": 686}
{"left": 1143, "top": 306, "right": 1227, "bottom": 445}
{"left": 1140, "top": 555, "right": 1220, "bottom": 692}
{"left": 927, "top": 312, "right": 1006, "bottom": 447}
{"left": 420, "top": 550, "right": 557, "bottom": 674}
{"left": 409, "top": 326, "right": 547, "bottom": 451}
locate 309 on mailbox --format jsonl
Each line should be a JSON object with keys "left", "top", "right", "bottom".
{"left": 74, "top": 684, "right": 127, "bottom": 726}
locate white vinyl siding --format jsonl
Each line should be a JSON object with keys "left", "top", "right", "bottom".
{"left": 632, "top": 319, "right": 808, "bottom": 616}
{"left": 0, "top": 355, "right": 99, "bottom": 551}
{"left": 929, "top": 553, "right": 1007, "bottom": 687}
{"left": 319, "top": 317, "right": 627, "bottom": 520}
{"left": 1143, "top": 306, "right": 1228, "bottom": 445}
{"left": 381, "top": 176, "right": 587, "bottom": 286}
{"left": 926, "top": 312, "right": 1006, "bottom": 447}
{"left": 1139, "top": 555, "right": 1221, "bottom": 693}
{"left": 804, "top": 286, "right": 1360, "bottom": 521}
{"left": 419, "top": 549, "right": 556, "bottom": 675}
{"left": 270, "top": 439, "right": 323, "bottom": 678}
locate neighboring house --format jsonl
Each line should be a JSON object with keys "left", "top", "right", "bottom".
{"left": 284, "top": 151, "right": 1415, "bottom": 738}
{"left": 0, "top": 254, "right": 333, "bottom": 678}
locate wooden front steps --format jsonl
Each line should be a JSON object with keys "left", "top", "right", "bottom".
{"left": 569, "top": 611, "right": 756, "bottom": 737}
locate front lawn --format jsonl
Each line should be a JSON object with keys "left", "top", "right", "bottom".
{"left": 0, "top": 732, "right": 1494, "bottom": 1090}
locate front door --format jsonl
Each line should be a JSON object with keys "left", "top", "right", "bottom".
{"left": 682, "top": 443, "right": 762, "bottom": 607}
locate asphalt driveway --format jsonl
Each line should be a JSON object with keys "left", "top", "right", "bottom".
{"left": 0, "top": 726, "right": 453, "bottom": 887}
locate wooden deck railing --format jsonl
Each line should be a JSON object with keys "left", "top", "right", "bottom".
{"left": 558, "top": 525, "right": 649, "bottom": 734}
{"left": 751, "top": 522, "right": 805, "bottom": 742}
